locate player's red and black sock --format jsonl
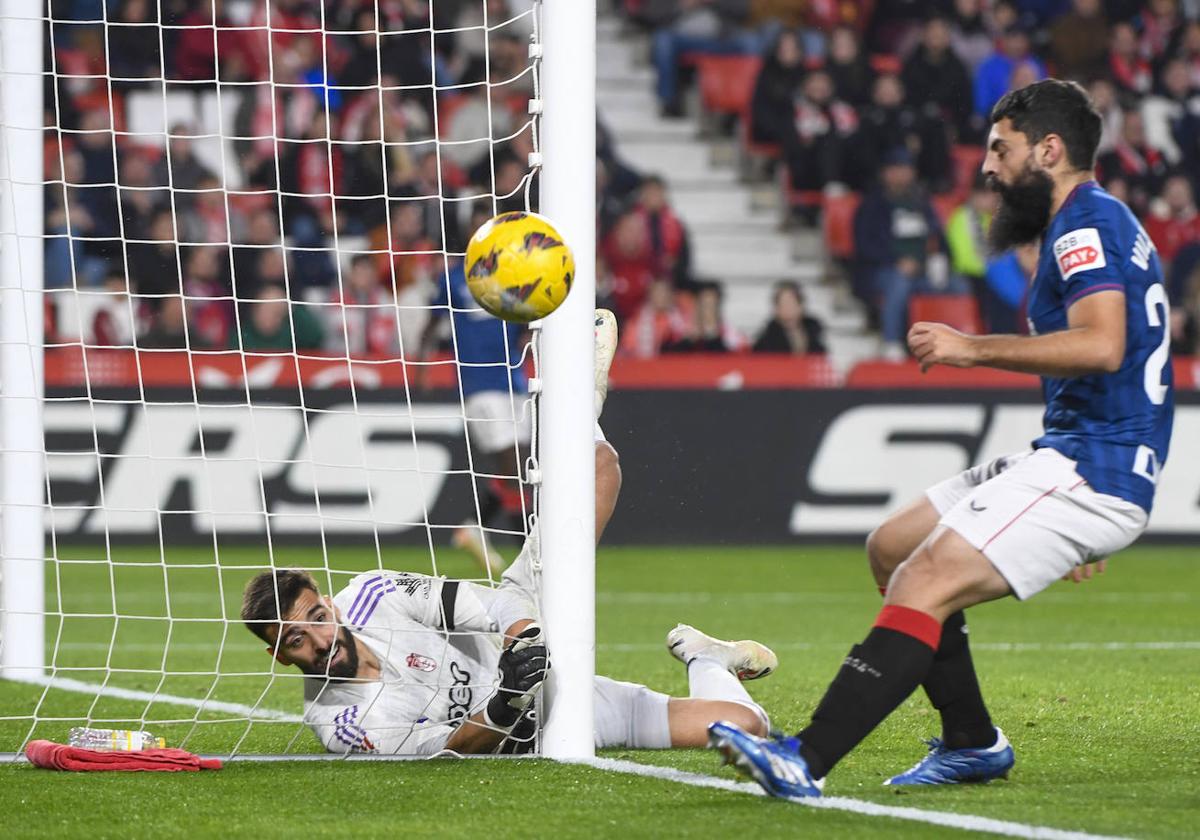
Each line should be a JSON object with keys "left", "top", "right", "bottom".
{"left": 796, "top": 606, "right": 941, "bottom": 779}
{"left": 922, "top": 610, "right": 996, "bottom": 750}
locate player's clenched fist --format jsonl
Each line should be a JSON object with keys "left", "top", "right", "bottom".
{"left": 485, "top": 624, "right": 549, "bottom": 729}
{"left": 907, "top": 321, "right": 979, "bottom": 372}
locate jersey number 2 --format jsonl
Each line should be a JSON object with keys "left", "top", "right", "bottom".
{"left": 1144, "top": 284, "right": 1170, "bottom": 405}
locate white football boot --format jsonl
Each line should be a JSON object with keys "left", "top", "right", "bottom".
{"left": 594, "top": 309, "right": 617, "bottom": 420}
{"left": 452, "top": 521, "right": 507, "bottom": 576}
{"left": 666, "top": 623, "right": 778, "bottom": 681}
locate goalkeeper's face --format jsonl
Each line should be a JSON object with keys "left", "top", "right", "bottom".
{"left": 268, "top": 589, "right": 360, "bottom": 680}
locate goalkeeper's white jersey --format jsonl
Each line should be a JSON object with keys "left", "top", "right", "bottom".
{"left": 303, "top": 570, "right": 518, "bottom": 756}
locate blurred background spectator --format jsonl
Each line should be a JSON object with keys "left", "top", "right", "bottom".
{"left": 853, "top": 148, "right": 950, "bottom": 360}
{"left": 40, "top": 0, "right": 1200, "bottom": 373}
{"left": 661, "top": 281, "right": 745, "bottom": 353}
{"left": 752, "top": 281, "right": 826, "bottom": 355}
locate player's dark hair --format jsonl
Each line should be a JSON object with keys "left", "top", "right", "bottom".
{"left": 990, "top": 79, "right": 1102, "bottom": 171}
{"left": 241, "top": 569, "right": 320, "bottom": 643}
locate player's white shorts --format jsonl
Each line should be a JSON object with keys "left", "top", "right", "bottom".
{"left": 926, "top": 448, "right": 1148, "bottom": 600}
{"left": 593, "top": 676, "right": 671, "bottom": 749}
{"left": 465, "top": 390, "right": 531, "bottom": 454}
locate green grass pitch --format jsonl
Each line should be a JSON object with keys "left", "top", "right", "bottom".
{"left": 2, "top": 544, "right": 1198, "bottom": 838}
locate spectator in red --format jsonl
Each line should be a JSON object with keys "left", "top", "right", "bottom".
{"left": 324, "top": 255, "right": 401, "bottom": 357}
{"left": 1146, "top": 174, "right": 1200, "bottom": 271}
{"left": 662, "top": 282, "right": 745, "bottom": 353}
{"left": 902, "top": 15, "right": 973, "bottom": 140}
{"left": 601, "top": 175, "right": 690, "bottom": 320}
{"left": 786, "top": 70, "right": 858, "bottom": 195}
{"left": 172, "top": 0, "right": 262, "bottom": 83}
{"left": 1139, "top": 0, "right": 1182, "bottom": 61}
{"left": 1109, "top": 21, "right": 1152, "bottom": 95}
{"left": 826, "top": 26, "right": 872, "bottom": 109}
{"left": 749, "top": 29, "right": 807, "bottom": 151}
{"left": 620, "top": 279, "right": 693, "bottom": 359}
{"left": 1097, "top": 109, "right": 1171, "bottom": 218}
{"left": 370, "top": 203, "right": 437, "bottom": 294}
{"left": 181, "top": 245, "right": 232, "bottom": 349}
{"left": 1049, "top": 0, "right": 1110, "bottom": 81}
{"left": 751, "top": 281, "right": 827, "bottom": 355}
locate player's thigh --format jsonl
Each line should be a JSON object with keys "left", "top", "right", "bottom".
{"left": 591, "top": 676, "right": 670, "bottom": 750}
{"left": 465, "top": 391, "right": 531, "bottom": 455}
{"left": 938, "top": 448, "right": 1147, "bottom": 601}
{"left": 886, "top": 526, "right": 1014, "bottom": 617}
{"left": 867, "top": 496, "right": 940, "bottom": 576}
{"left": 870, "top": 452, "right": 1029, "bottom": 576}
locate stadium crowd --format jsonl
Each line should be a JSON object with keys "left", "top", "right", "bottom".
{"left": 40, "top": 0, "right": 1200, "bottom": 366}
{"left": 619, "top": 0, "right": 1200, "bottom": 360}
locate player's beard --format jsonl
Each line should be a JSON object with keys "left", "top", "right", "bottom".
{"left": 987, "top": 162, "right": 1054, "bottom": 252}
{"left": 307, "top": 626, "right": 360, "bottom": 680}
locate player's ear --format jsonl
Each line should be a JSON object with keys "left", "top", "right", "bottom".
{"left": 1040, "top": 134, "right": 1065, "bottom": 169}
{"left": 267, "top": 645, "right": 292, "bottom": 666}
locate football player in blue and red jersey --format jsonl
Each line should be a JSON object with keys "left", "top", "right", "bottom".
{"left": 710, "top": 79, "right": 1174, "bottom": 797}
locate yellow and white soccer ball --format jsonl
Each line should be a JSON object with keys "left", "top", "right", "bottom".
{"left": 464, "top": 211, "right": 575, "bottom": 323}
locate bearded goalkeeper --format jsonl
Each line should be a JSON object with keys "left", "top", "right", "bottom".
{"left": 240, "top": 314, "right": 776, "bottom": 755}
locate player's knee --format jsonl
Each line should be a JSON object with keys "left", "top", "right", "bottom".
{"left": 729, "top": 703, "right": 768, "bottom": 737}
{"left": 596, "top": 441, "right": 621, "bottom": 486}
{"left": 887, "top": 544, "right": 941, "bottom": 597}
{"left": 866, "top": 522, "right": 904, "bottom": 579}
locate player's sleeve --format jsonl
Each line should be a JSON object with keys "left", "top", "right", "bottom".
{"left": 308, "top": 701, "right": 457, "bottom": 757}
{"left": 339, "top": 571, "right": 518, "bottom": 635}
{"left": 1049, "top": 214, "right": 1127, "bottom": 308}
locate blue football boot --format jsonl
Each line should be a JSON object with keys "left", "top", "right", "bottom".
{"left": 885, "top": 728, "right": 1014, "bottom": 786}
{"left": 707, "top": 721, "right": 824, "bottom": 799}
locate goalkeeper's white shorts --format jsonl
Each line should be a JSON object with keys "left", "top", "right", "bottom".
{"left": 926, "top": 448, "right": 1147, "bottom": 600}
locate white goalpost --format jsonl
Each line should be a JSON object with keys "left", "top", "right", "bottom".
{"left": 0, "top": 0, "right": 595, "bottom": 760}
{"left": 0, "top": 0, "right": 47, "bottom": 683}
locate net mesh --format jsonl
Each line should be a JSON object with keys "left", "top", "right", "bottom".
{"left": 0, "top": 0, "right": 545, "bottom": 757}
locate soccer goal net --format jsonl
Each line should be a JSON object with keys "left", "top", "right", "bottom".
{"left": 0, "top": 0, "right": 595, "bottom": 760}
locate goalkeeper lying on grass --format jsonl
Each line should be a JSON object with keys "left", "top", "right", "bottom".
{"left": 239, "top": 312, "right": 776, "bottom": 756}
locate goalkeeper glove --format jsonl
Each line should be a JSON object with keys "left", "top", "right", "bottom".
{"left": 485, "top": 624, "right": 549, "bottom": 729}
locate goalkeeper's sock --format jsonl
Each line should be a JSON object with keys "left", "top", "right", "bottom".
{"left": 688, "top": 657, "right": 767, "bottom": 728}
{"left": 796, "top": 606, "right": 940, "bottom": 779}
{"left": 922, "top": 610, "right": 996, "bottom": 750}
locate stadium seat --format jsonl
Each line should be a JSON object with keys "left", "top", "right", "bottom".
{"left": 952, "top": 144, "right": 986, "bottom": 193}
{"left": 909, "top": 294, "right": 984, "bottom": 334}
{"left": 822, "top": 192, "right": 861, "bottom": 261}
{"left": 695, "top": 55, "right": 762, "bottom": 118}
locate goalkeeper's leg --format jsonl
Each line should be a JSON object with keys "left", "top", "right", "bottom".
{"left": 592, "top": 675, "right": 769, "bottom": 750}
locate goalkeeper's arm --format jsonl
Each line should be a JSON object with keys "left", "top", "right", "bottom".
{"left": 444, "top": 624, "right": 549, "bottom": 754}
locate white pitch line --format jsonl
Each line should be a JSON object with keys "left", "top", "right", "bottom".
{"left": 7, "top": 675, "right": 302, "bottom": 722}
{"left": 597, "top": 640, "right": 1200, "bottom": 654}
{"left": 0, "top": 675, "right": 1141, "bottom": 838}
{"left": 43, "top": 639, "right": 1200, "bottom": 655}
{"left": 580, "top": 757, "right": 1131, "bottom": 840}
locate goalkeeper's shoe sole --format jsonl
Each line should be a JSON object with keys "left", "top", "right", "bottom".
{"left": 666, "top": 623, "right": 777, "bottom": 681}
{"left": 594, "top": 309, "right": 617, "bottom": 420}
{"left": 452, "top": 522, "right": 507, "bottom": 576}
{"left": 708, "top": 721, "right": 823, "bottom": 799}
{"left": 884, "top": 728, "right": 1014, "bottom": 786}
